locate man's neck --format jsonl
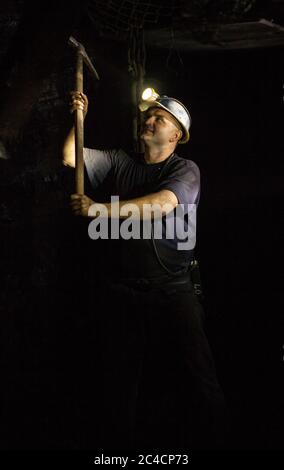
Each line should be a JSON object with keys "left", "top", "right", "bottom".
{"left": 143, "top": 145, "right": 175, "bottom": 164}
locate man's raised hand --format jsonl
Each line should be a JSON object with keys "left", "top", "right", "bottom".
{"left": 69, "top": 91, "right": 89, "bottom": 119}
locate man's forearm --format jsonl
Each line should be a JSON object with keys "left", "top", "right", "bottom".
{"left": 88, "top": 190, "right": 178, "bottom": 219}
{"left": 63, "top": 92, "right": 88, "bottom": 168}
{"left": 62, "top": 126, "right": 75, "bottom": 168}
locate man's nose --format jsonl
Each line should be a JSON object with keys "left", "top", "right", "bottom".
{"left": 145, "top": 115, "right": 154, "bottom": 125}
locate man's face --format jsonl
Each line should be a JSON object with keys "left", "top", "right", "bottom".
{"left": 140, "top": 107, "right": 182, "bottom": 146}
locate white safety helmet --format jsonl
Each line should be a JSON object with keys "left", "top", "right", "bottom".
{"left": 139, "top": 90, "right": 191, "bottom": 144}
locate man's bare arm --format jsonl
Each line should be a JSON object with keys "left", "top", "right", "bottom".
{"left": 70, "top": 190, "right": 178, "bottom": 219}
{"left": 102, "top": 189, "right": 178, "bottom": 219}
{"left": 62, "top": 92, "right": 88, "bottom": 168}
{"left": 63, "top": 126, "right": 76, "bottom": 168}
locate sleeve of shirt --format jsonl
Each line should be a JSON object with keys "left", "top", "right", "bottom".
{"left": 158, "top": 159, "right": 200, "bottom": 206}
{"left": 83, "top": 148, "right": 118, "bottom": 190}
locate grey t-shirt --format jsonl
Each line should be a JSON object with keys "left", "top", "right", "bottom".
{"left": 84, "top": 148, "right": 200, "bottom": 280}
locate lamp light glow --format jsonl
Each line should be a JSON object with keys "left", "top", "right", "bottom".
{"left": 141, "top": 87, "right": 160, "bottom": 101}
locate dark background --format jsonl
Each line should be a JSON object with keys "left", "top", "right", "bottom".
{"left": 0, "top": 0, "right": 283, "bottom": 451}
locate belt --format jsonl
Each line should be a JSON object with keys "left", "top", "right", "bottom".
{"left": 111, "top": 271, "right": 192, "bottom": 291}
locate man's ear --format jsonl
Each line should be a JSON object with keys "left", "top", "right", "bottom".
{"left": 169, "top": 129, "right": 182, "bottom": 143}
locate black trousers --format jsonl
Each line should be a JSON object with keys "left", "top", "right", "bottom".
{"left": 91, "top": 276, "right": 227, "bottom": 450}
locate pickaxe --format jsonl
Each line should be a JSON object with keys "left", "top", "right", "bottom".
{"left": 68, "top": 36, "right": 100, "bottom": 194}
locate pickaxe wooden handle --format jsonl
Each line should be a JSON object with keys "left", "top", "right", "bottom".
{"left": 68, "top": 36, "right": 100, "bottom": 194}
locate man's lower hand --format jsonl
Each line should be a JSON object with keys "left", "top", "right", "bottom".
{"left": 70, "top": 194, "right": 94, "bottom": 217}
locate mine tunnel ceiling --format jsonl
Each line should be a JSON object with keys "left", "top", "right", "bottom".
{"left": 85, "top": 0, "right": 284, "bottom": 49}
{"left": 1, "top": 1, "right": 284, "bottom": 51}
{"left": 143, "top": 19, "right": 284, "bottom": 50}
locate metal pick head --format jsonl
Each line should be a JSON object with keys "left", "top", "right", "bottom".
{"left": 68, "top": 36, "right": 100, "bottom": 81}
